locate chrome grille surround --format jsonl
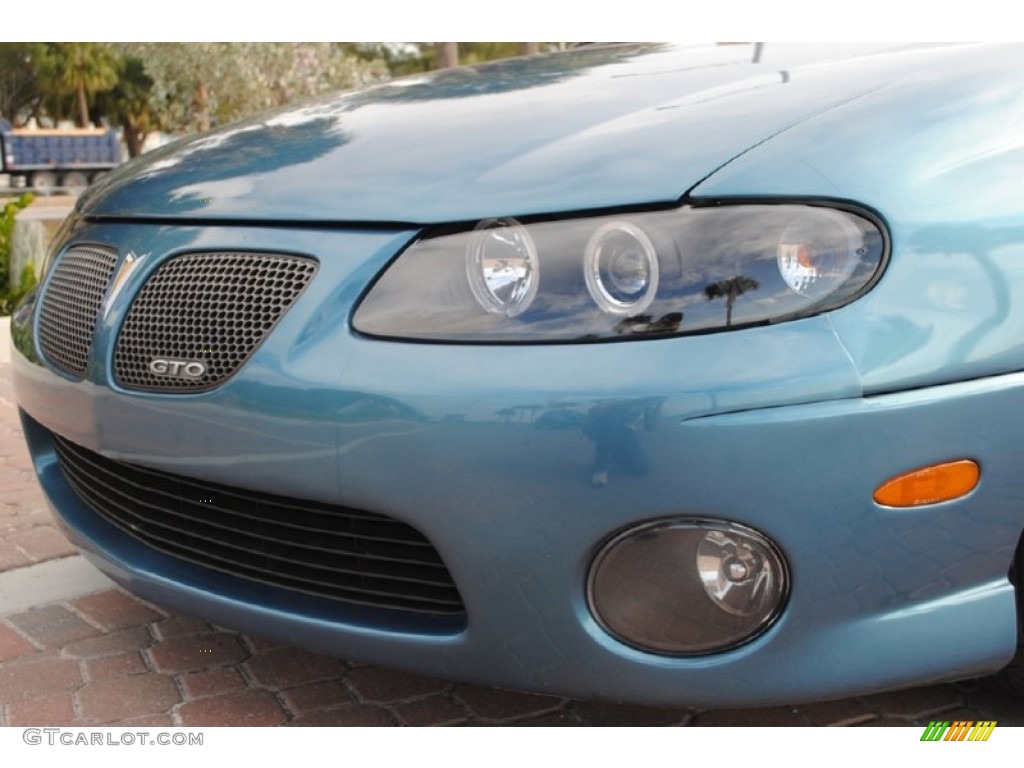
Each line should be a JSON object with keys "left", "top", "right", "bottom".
{"left": 37, "top": 244, "right": 118, "bottom": 377}
{"left": 113, "top": 251, "right": 318, "bottom": 392}
{"left": 52, "top": 433, "right": 466, "bottom": 617}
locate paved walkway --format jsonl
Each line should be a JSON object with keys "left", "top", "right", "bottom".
{"left": 1, "top": 363, "right": 1022, "bottom": 727}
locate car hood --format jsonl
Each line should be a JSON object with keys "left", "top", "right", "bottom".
{"left": 80, "top": 42, "right": 957, "bottom": 224}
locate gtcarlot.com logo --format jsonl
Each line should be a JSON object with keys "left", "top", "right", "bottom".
{"left": 23, "top": 728, "right": 203, "bottom": 747}
{"left": 920, "top": 720, "right": 997, "bottom": 742}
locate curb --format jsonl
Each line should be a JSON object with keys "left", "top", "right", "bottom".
{"left": 0, "top": 555, "right": 115, "bottom": 616}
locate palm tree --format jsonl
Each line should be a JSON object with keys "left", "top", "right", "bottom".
{"left": 704, "top": 275, "right": 759, "bottom": 327}
{"left": 38, "top": 43, "right": 118, "bottom": 127}
{"left": 0, "top": 43, "right": 43, "bottom": 126}
{"left": 94, "top": 55, "right": 158, "bottom": 157}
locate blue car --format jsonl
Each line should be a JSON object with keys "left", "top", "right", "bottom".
{"left": 10, "top": 42, "right": 1024, "bottom": 707}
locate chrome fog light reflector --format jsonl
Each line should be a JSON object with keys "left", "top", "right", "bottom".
{"left": 697, "top": 528, "right": 785, "bottom": 617}
{"left": 588, "top": 520, "right": 788, "bottom": 655}
{"left": 466, "top": 217, "right": 539, "bottom": 317}
{"left": 584, "top": 221, "right": 659, "bottom": 315}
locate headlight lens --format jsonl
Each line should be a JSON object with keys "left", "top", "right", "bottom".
{"left": 776, "top": 207, "right": 862, "bottom": 299}
{"left": 584, "top": 221, "right": 659, "bottom": 316}
{"left": 354, "top": 203, "right": 886, "bottom": 342}
{"left": 466, "top": 218, "right": 539, "bottom": 317}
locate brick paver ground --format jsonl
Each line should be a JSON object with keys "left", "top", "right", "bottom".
{"left": 2, "top": 364, "right": 1023, "bottom": 726}
{"left": 1, "top": 584, "right": 1022, "bottom": 727}
{"left": 0, "top": 366, "right": 76, "bottom": 573}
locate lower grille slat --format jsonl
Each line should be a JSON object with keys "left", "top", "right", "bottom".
{"left": 58, "top": 442, "right": 443, "bottom": 564}
{"left": 53, "top": 435, "right": 465, "bottom": 616}
{"left": 57, "top": 452, "right": 453, "bottom": 588}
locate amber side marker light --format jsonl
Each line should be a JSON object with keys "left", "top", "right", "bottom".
{"left": 873, "top": 460, "right": 980, "bottom": 507}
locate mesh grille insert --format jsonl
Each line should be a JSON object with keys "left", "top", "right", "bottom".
{"left": 114, "top": 252, "right": 318, "bottom": 392}
{"left": 52, "top": 434, "right": 466, "bottom": 617}
{"left": 38, "top": 245, "right": 118, "bottom": 377}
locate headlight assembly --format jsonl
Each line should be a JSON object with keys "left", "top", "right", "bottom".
{"left": 354, "top": 203, "right": 887, "bottom": 342}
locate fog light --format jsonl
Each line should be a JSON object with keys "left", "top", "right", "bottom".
{"left": 588, "top": 520, "right": 788, "bottom": 655}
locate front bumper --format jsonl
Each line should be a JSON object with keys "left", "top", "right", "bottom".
{"left": 11, "top": 221, "right": 1024, "bottom": 707}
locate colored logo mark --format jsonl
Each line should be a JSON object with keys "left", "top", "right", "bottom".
{"left": 920, "top": 720, "right": 996, "bottom": 741}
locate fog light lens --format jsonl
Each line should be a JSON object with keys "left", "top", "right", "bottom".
{"left": 588, "top": 520, "right": 788, "bottom": 655}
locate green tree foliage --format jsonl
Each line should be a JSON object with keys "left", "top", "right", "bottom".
{"left": 346, "top": 43, "right": 562, "bottom": 76}
{"left": 36, "top": 43, "right": 119, "bottom": 127}
{"left": 94, "top": 55, "right": 159, "bottom": 157}
{"left": 4, "top": 43, "right": 566, "bottom": 147}
{"left": 230, "top": 42, "right": 389, "bottom": 113}
{"left": 122, "top": 43, "right": 388, "bottom": 135}
{"left": 0, "top": 193, "right": 36, "bottom": 316}
{"left": 460, "top": 43, "right": 542, "bottom": 65}
{"left": 0, "top": 43, "right": 44, "bottom": 125}
{"left": 117, "top": 43, "right": 233, "bottom": 133}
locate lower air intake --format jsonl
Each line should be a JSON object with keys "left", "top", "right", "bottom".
{"left": 52, "top": 434, "right": 465, "bottom": 617}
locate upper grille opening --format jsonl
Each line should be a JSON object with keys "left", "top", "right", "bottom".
{"left": 38, "top": 244, "right": 118, "bottom": 377}
{"left": 113, "top": 251, "right": 318, "bottom": 392}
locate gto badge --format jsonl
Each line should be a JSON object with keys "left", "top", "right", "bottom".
{"left": 149, "top": 358, "right": 207, "bottom": 378}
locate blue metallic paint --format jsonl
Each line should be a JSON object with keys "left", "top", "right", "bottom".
{"left": 11, "top": 42, "right": 1024, "bottom": 706}
{"left": 80, "top": 44, "right": 964, "bottom": 225}
{"left": 14, "top": 340, "right": 1022, "bottom": 703}
{"left": 693, "top": 44, "right": 1024, "bottom": 395}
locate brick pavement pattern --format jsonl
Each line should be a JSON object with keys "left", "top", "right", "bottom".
{"left": 0, "top": 366, "right": 76, "bottom": 574}
{"left": 3, "top": 366, "right": 1023, "bottom": 726}
{"left": 1, "top": 584, "right": 1022, "bottom": 727}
